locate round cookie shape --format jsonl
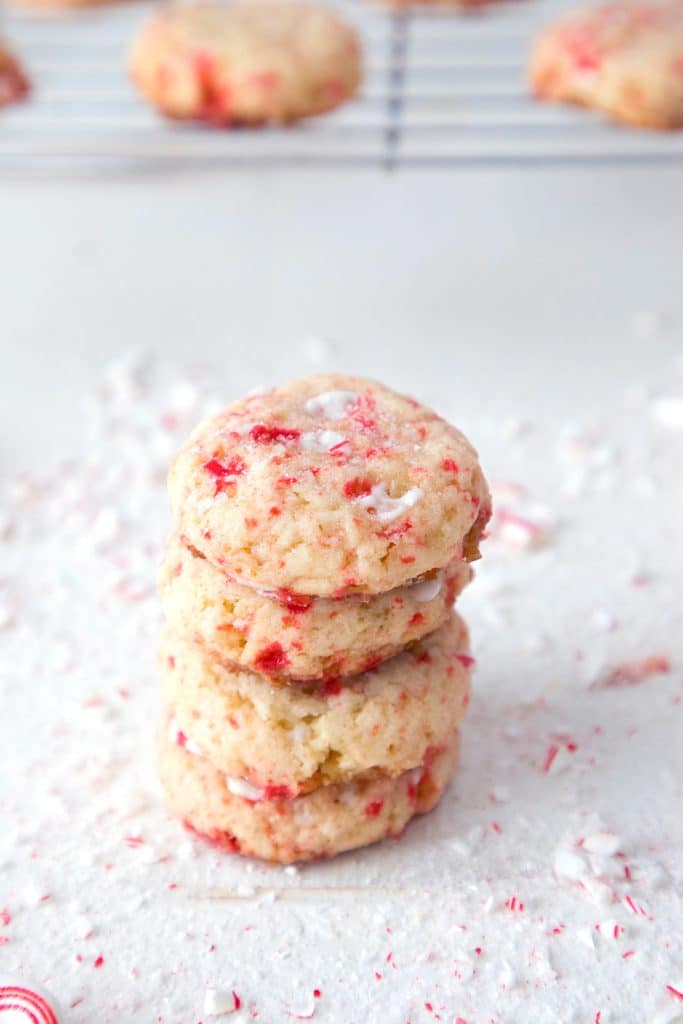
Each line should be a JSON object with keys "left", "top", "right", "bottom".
{"left": 0, "top": 44, "right": 29, "bottom": 107}
{"left": 129, "top": 0, "right": 362, "bottom": 126}
{"left": 530, "top": 1, "right": 683, "bottom": 129}
{"left": 169, "top": 374, "right": 491, "bottom": 596}
{"left": 157, "top": 725, "right": 460, "bottom": 863}
{"left": 158, "top": 612, "right": 472, "bottom": 793}
{"left": 159, "top": 533, "right": 472, "bottom": 681}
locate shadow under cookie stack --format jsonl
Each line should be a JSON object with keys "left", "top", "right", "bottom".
{"left": 157, "top": 374, "right": 491, "bottom": 864}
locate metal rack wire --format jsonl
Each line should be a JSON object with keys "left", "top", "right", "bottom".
{"left": 2, "top": 0, "right": 683, "bottom": 171}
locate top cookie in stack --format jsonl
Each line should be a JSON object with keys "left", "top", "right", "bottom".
{"left": 157, "top": 374, "right": 491, "bottom": 863}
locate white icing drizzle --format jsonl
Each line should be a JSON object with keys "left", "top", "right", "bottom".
{"left": 168, "top": 715, "right": 203, "bottom": 757}
{"left": 355, "top": 482, "right": 424, "bottom": 523}
{"left": 226, "top": 776, "right": 266, "bottom": 802}
{"left": 300, "top": 429, "right": 347, "bottom": 453}
{"left": 304, "top": 390, "right": 359, "bottom": 419}
{"left": 410, "top": 572, "right": 444, "bottom": 602}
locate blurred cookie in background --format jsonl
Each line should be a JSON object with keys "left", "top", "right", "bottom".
{"left": 0, "top": 43, "right": 29, "bottom": 108}
{"left": 530, "top": 1, "right": 683, "bottom": 129}
{"left": 129, "top": 1, "right": 363, "bottom": 126}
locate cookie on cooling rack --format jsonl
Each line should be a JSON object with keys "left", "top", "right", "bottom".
{"left": 530, "top": 1, "right": 683, "bottom": 130}
{"left": 129, "top": 0, "right": 362, "bottom": 126}
{"left": 0, "top": 43, "right": 29, "bottom": 107}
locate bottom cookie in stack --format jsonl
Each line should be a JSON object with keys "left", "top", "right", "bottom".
{"left": 157, "top": 725, "right": 461, "bottom": 864}
{"left": 156, "top": 611, "right": 472, "bottom": 863}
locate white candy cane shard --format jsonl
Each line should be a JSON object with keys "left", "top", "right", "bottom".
{"left": 203, "top": 987, "right": 240, "bottom": 1016}
{"left": 355, "top": 483, "right": 423, "bottom": 523}
{"left": 168, "top": 716, "right": 203, "bottom": 757}
{"left": 226, "top": 777, "right": 266, "bottom": 802}
{"left": 651, "top": 395, "right": 683, "bottom": 430}
{"left": 300, "top": 430, "right": 347, "bottom": 453}
{"left": 410, "top": 572, "right": 443, "bottom": 602}
{"left": 582, "top": 832, "right": 621, "bottom": 856}
{"left": 553, "top": 846, "right": 588, "bottom": 882}
{"left": 304, "top": 390, "right": 358, "bottom": 419}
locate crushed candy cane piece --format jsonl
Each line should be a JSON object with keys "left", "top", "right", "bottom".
{"left": 583, "top": 833, "right": 621, "bottom": 857}
{"left": 304, "top": 390, "right": 358, "bottom": 419}
{"left": 203, "top": 987, "right": 241, "bottom": 1016}
{"left": 355, "top": 483, "right": 423, "bottom": 523}
{"left": 300, "top": 430, "right": 346, "bottom": 453}
{"left": 409, "top": 572, "right": 443, "bottom": 602}
{"left": 594, "top": 655, "right": 671, "bottom": 688}
{"left": 226, "top": 777, "right": 266, "bottom": 802}
{"left": 651, "top": 396, "right": 683, "bottom": 430}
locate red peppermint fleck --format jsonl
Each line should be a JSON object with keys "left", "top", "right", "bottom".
{"left": 254, "top": 643, "right": 290, "bottom": 674}
{"left": 262, "top": 783, "right": 296, "bottom": 800}
{"left": 666, "top": 985, "right": 683, "bottom": 1001}
{"left": 374, "top": 971, "right": 382, "bottom": 980}
{"left": 455, "top": 653, "right": 475, "bottom": 668}
{"left": 123, "top": 835, "right": 145, "bottom": 848}
{"left": 250, "top": 424, "right": 300, "bottom": 444}
{"left": 504, "top": 896, "right": 524, "bottom": 912}
{"left": 409, "top": 612, "right": 425, "bottom": 627}
{"left": 622, "top": 950, "right": 635, "bottom": 959}
{"left": 93, "top": 955, "right": 104, "bottom": 968}
{"left": 323, "top": 678, "right": 342, "bottom": 696}
{"left": 416, "top": 650, "right": 432, "bottom": 664}
{"left": 233, "top": 992, "right": 242, "bottom": 1010}
{"left": 276, "top": 589, "right": 313, "bottom": 613}
{"left": 343, "top": 477, "right": 373, "bottom": 499}
{"left": 270, "top": 506, "right": 282, "bottom": 517}
{"left": 167, "top": 655, "right": 175, "bottom": 669}
{"left": 364, "top": 800, "right": 384, "bottom": 818}
{"left": 229, "top": 716, "right": 240, "bottom": 730}
{"left": 203, "top": 456, "right": 246, "bottom": 495}
{"left": 598, "top": 654, "right": 671, "bottom": 688}
{"left": 542, "top": 744, "right": 559, "bottom": 773}
{"left": 0, "top": 909, "right": 11, "bottom": 927}
{"left": 276, "top": 476, "right": 298, "bottom": 488}
{"left": 491, "top": 822, "right": 502, "bottom": 834}
{"left": 313, "top": 990, "right": 321, "bottom": 999}
{"left": 379, "top": 520, "right": 413, "bottom": 540}
{"left": 442, "top": 458, "right": 459, "bottom": 473}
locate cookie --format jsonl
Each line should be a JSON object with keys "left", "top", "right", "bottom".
{"left": 159, "top": 533, "right": 472, "bottom": 681}
{"left": 159, "top": 611, "right": 472, "bottom": 793}
{"left": 169, "top": 374, "right": 491, "bottom": 597}
{"left": 530, "top": 1, "right": 683, "bottom": 129}
{"left": 0, "top": 44, "right": 29, "bottom": 108}
{"left": 129, "top": 1, "right": 362, "bottom": 126}
{"left": 157, "top": 723, "right": 461, "bottom": 863}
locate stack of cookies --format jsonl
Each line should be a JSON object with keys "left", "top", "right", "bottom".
{"left": 157, "top": 374, "right": 491, "bottom": 864}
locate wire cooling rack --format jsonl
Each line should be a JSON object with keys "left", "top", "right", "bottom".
{"left": 2, "top": 0, "right": 683, "bottom": 171}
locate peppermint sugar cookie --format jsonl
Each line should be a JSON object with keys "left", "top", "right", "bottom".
{"left": 157, "top": 724, "right": 461, "bottom": 863}
{"left": 129, "top": 0, "right": 362, "bottom": 126}
{"left": 159, "top": 533, "right": 472, "bottom": 680}
{"left": 158, "top": 612, "right": 472, "bottom": 793}
{"left": 169, "top": 374, "right": 491, "bottom": 596}
{"left": 530, "top": 1, "right": 683, "bottom": 129}
{"left": 0, "top": 44, "right": 29, "bottom": 107}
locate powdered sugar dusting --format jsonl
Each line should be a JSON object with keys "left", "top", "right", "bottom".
{"left": 0, "top": 353, "right": 681, "bottom": 1023}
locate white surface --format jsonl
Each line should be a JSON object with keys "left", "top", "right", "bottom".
{"left": 0, "top": 156, "right": 682, "bottom": 1024}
